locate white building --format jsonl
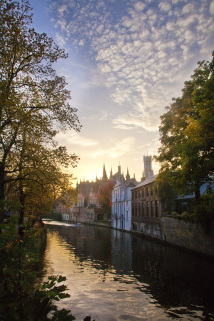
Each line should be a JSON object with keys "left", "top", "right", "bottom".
{"left": 111, "top": 179, "right": 136, "bottom": 231}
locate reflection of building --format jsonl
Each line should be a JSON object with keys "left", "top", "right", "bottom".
{"left": 111, "top": 168, "right": 137, "bottom": 231}
{"left": 111, "top": 229, "right": 133, "bottom": 274}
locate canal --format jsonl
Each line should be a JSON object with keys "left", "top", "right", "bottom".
{"left": 42, "top": 221, "right": 214, "bottom": 321}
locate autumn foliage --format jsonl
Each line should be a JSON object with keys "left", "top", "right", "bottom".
{"left": 0, "top": 0, "right": 80, "bottom": 223}
{"left": 98, "top": 181, "right": 115, "bottom": 215}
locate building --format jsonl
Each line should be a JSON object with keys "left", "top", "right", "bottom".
{"left": 70, "top": 164, "right": 128, "bottom": 223}
{"left": 132, "top": 174, "right": 161, "bottom": 218}
{"left": 143, "top": 155, "right": 154, "bottom": 178}
{"left": 131, "top": 174, "right": 163, "bottom": 235}
{"left": 131, "top": 156, "right": 163, "bottom": 235}
{"left": 111, "top": 170, "right": 137, "bottom": 231}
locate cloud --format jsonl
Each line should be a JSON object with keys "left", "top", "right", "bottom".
{"left": 158, "top": 2, "right": 171, "bottom": 12}
{"left": 51, "top": 0, "right": 214, "bottom": 132}
{"left": 92, "top": 137, "right": 136, "bottom": 158}
{"left": 56, "top": 131, "right": 98, "bottom": 147}
{"left": 134, "top": 2, "right": 145, "bottom": 12}
{"left": 87, "top": 110, "right": 111, "bottom": 121}
{"left": 210, "top": 1, "right": 214, "bottom": 14}
{"left": 55, "top": 32, "right": 66, "bottom": 46}
{"left": 58, "top": 4, "right": 67, "bottom": 16}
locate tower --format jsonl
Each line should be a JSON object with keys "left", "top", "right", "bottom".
{"left": 143, "top": 156, "right": 154, "bottom": 178}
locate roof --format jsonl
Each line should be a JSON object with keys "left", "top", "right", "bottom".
{"left": 134, "top": 174, "right": 158, "bottom": 188}
{"left": 114, "top": 178, "right": 137, "bottom": 189}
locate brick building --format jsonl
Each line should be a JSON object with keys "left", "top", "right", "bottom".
{"left": 131, "top": 174, "right": 163, "bottom": 232}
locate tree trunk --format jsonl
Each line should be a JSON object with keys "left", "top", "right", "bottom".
{"left": 18, "top": 181, "right": 25, "bottom": 226}
{"left": 0, "top": 162, "right": 5, "bottom": 223}
{"left": 194, "top": 184, "right": 201, "bottom": 204}
{"left": 18, "top": 180, "right": 26, "bottom": 238}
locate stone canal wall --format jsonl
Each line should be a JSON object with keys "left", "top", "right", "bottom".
{"left": 132, "top": 217, "right": 214, "bottom": 259}
{"left": 161, "top": 217, "right": 214, "bottom": 258}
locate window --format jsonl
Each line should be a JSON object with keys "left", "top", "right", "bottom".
{"left": 141, "top": 203, "right": 144, "bottom": 217}
{"left": 146, "top": 187, "right": 149, "bottom": 197}
{"left": 155, "top": 200, "right": 159, "bottom": 217}
{"left": 141, "top": 188, "right": 144, "bottom": 198}
{"left": 147, "top": 202, "right": 150, "bottom": 217}
{"left": 135, "top": 203, "right": 138, "bottom": 216}
{"left": 132, "top": 204, "right": 135, "bottom": 216}
{"left": 151, "top": 201, "right": 154, "bottom": 217}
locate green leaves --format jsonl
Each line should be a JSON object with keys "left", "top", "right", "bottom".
{"left": 155, "top": 51, "right": 214, "bottom": 205}
{"left": 0, "top": 218, "right": 75, "bottom": 320}
{"left": 0, "top": 0, "right": 81, "bottom": 222}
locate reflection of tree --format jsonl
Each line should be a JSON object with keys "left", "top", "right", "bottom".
{"left": 47, "top": 224, "right": 214, "bottom": 320}
{"left": 132, "top": 236, "right": 214, "bottom": 318}
{"left": 48, "top": 225, "right": 113, "bottom": 272}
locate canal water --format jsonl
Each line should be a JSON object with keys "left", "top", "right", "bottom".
{"left": 42, "top": 221, "right": 214, "bottom": 321}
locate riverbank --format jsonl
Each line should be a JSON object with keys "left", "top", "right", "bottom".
{"left": 131, "top": 217, "right": 214, "bottom": 261}
{"left": 62, "top": 217, "right": 214, "bottom": 261}
{"left": 42, "top": 222, "right": 214, "bottom": 321}
{"left": 33, "top": 221, "right": 47, "bottom": 252}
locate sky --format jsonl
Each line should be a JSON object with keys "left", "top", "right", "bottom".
{"left": 29, "top": 0, "right": 214, "bottom": 184}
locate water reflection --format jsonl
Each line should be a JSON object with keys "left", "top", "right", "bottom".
{"left": 43, "top": 222, "right": 214, "bottom": 321}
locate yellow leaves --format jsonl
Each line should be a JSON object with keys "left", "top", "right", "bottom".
{"left": 185, "top": 118, "right": 202, "bottom": 145}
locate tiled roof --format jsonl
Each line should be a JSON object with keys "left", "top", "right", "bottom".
{"left": 135, "top": 174, "right": 158, "bottom": 188}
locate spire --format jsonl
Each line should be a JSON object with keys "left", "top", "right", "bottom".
{"left": 126, "top": 167, "right": 130, "bottom": 180}
{"left": 102, "top": 164, "right": 108, "bottom": 181}
{"left": 118, "top": 163, "right": 121, "bottom": 175}
{"left": 110, "top": 166, "right": 113, "bottom": 178}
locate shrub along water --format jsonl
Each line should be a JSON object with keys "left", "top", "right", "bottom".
{"left": 0, "top": 216, "right": 75, "bottom": 320}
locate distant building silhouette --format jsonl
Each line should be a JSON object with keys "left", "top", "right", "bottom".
{"left": 141, "top": 156, "right": 154, "bottom": 181}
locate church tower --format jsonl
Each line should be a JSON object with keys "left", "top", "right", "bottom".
{"left": 143, "top": 156, "right": 154, "bottom": 178}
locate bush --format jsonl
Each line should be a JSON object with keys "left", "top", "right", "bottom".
{"left": 171, "top": 212, "right": 179, "bottom": 218}
{"left": 0, "top": 217, "right": 75, "bottom": 320}
{"left": 193, "top": 190, "right": 214, "bottom": 232}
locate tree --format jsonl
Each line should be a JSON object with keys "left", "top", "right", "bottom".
{"left": 98, "top": 181, "right": 115, "bottom": 216}
{"left": 155, "top": 52, "right": 214, "bottom": 205}
{"left": 0, "top": 0, "right": 81, "bottom": 221}
{"left": 7, "top": 140, "right": 79, "bottom": 223}
{"left": 54, "top": 187, "right": 78, "bottom": 216}
{"left": 154, "top": 170, "right": 176, "bottom": 214}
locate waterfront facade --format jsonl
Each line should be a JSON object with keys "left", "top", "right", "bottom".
{"left": 131, "top": 174, "right": 163, "bottom": 234}
{"left": 70, "top": 164, "right": 131, "bottom": 223}
{"left": 111, "top": 179, "right": 136, "bottom": 231}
